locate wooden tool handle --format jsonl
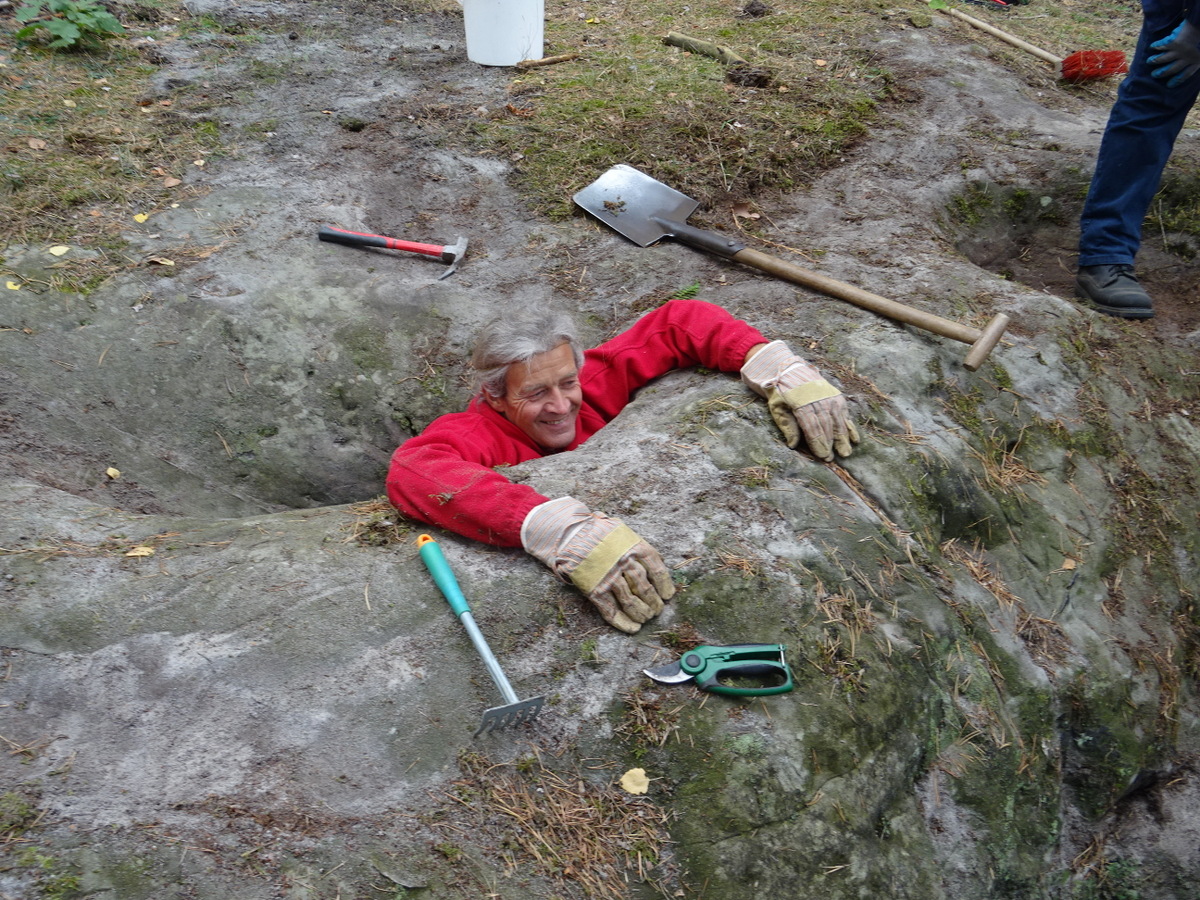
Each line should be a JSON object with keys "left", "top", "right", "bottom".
{"left": 963, "top": 313, "right": 1010, "bottom": 371}
{"left": 731, "top": 248, "right": 1008, "bottom": 370}
{"left": 733, "top": 247, "right": 979, "bottom": 341}
{"left": 941, "top": 7, "right": 1063, "bottom": 66}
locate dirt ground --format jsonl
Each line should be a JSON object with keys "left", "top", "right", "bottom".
{"left": 4, "top": 0, "right": 1200, "bottom": 355}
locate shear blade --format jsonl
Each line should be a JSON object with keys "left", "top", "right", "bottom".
{"left": 644, "top": 662, "right": 693, "bottom": 685}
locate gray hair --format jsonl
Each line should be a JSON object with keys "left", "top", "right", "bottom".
{"left": 471, "top": 306, "right": 584, "bottom": 399}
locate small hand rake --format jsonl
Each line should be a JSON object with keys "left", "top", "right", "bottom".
{"left": 417, "top": 535, "right": 545, "bottom": 737}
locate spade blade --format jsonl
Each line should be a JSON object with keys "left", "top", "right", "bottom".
{"left": 573, "top": 164, "right": 700, "bottom": 247}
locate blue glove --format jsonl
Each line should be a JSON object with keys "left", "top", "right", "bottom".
{"left": 1149, "top": 21, "right": 1200, "bottom": 88}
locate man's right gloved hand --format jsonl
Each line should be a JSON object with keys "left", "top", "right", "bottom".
{"left": 1149, "top": 20, "right": 1200, "bottom": 88}
{"left": 521, "top": 497, "right": 675, "bottom": 634}
{"left": 741, "top": 341, "right": 859, "bottom": 462}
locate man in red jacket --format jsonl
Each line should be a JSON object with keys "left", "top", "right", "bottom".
{"left": 388, "top": 299, "right": 858, "bottom": 633}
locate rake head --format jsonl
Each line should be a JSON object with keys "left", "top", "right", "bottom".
{"left": 475, "top": 696, "right": 546, "bottom": 737}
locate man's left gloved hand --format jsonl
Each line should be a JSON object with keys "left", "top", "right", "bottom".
{"left": 741, "top": 341, "right": 859, "bottom": 461}
{"left": 1149, "top": 20, "right": 1200, "bottom": 88}
{"left": 521, "top": 497, "right": 675, "bottom": 634}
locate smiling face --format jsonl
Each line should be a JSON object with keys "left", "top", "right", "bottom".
{"left": 485, "top": 342, "right": 583, "bottom": 450}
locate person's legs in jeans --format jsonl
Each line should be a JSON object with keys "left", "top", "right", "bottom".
{"left": 1079, "top": 21, "right": 1200, "bottom": 268}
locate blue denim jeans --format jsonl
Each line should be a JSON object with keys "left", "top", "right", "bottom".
{"left": 1078, "top": 17, "right": 1200, "bottom": 267}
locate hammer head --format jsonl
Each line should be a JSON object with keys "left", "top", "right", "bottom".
{"left": 437, "top": 236, "right": 469, "bottom": 280}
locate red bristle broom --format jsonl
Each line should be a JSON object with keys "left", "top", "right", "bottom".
{"left": 938, "top": 5, "right": 1128, "bottom": 83}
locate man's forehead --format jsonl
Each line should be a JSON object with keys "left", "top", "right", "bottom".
{"left": 507, "top": 343, "right": 578, "bottom": 391}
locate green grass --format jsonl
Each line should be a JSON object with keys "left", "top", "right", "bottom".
{"left": 1, "top": 2, "right": 227, "bottom": 291}
{"left": 465, "top": 0, "right": 898, "bottom": 216}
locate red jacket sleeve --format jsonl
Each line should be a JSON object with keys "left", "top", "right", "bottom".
{"left": 386, "top": 403, "right": 550, "bottom": 547}
{"left": 579, "top": 299, "right": 767, "bottom": 420}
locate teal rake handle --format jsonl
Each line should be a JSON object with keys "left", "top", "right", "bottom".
{"left": 417, "top": 534, "right": 519, "bottom": 706}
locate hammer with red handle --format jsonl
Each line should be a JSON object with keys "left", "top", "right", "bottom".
{"left": 318, "top": 225, "right": 468, "bottom": 280}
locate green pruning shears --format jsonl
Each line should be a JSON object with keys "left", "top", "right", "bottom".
{"left": 643, "top": 644, "right": 794, "bottom": 697}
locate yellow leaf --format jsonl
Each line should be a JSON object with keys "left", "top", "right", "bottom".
{"left": 1062, "top": 557, "right": 1078, "bottom": 571}
{"left": 134, "top": 213, "right": 150, "bottom": 223}
{"left": 193, "top": 159, "right": 206, "bottom": 167}
{"left": 586, "top": 16, "right": 600, "bottom": 22}
{"left": 6, "top": 281, "right": 20, "bottom": 291}
{"left": 146, "top": 257, "right": 175, "bottom": 266}
{"left": 63, "top": 99, "right": 77, "bottom": 108}
{"left": 125, "top": 546, "right": 155, "bottom": 558}
{"left": 106, "top": 467, "right": 121, "bottom": 480}
{"left": 48, "top": 245, "right": 70, "bottom": 257}
{"left": 619, "top": 768, "right": 649, "bottom": 795}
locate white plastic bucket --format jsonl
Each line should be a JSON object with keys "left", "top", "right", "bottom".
{"left": 461, "top": 0, "right": 544, "bottom": 66}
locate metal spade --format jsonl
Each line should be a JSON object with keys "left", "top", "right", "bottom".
{"left": 573, "top": 164, "right": 1009, "bottom": 371}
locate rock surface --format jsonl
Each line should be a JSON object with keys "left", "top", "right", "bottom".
{"left": 3, "top": 1, "right": 1200, "bottom": 899}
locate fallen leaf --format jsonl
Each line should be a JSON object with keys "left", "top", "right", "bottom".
{"left": 125, "top": 546, "right": 155, "bottom": 558}
{"left": 28, "top": 138, "right": 47, "bottom": 150}
{"left": 48, "top": 245, "right": 70, "bottom": 256}
{"left": 619, "top": 767, "right": 649, "bottom": 795}
{"left": 63, "top": 99, "right": 77, "bottom": 108}
{"left": 106, "top": 467, "right": 121, "bottom": 480}
{"left": 146, "top": 257, "right": 175, "bottom": 266}
{"left": 5, "top": 281, "right": 21, "bottom": 291}
{"left": 1062, "top": 557, "right": 1078, "bottom": 571}
{"left": 163, "top": 176, "right": 182, "bottom": 188}
{"left": 134, "top": 213, "right": 150, "bottom": 223}
{"left": 732, "top": 201, "right": 760, "bottom": 220}
{"left": 88, "top": 208, "right": 103, "bottom": 217}
{"left": 814, "top": 59, "right": 828, "bottom": 67}
{"left": 193, "top": 159, "right": 206, "bottom": 167}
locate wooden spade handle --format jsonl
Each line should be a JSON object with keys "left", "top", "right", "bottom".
{"left": 731, "top": 247, "right": 1009, "bottom": 371}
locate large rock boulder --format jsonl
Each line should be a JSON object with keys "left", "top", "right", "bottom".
{"left": 3, "top": 2, "right": 1199, "bottom": 899}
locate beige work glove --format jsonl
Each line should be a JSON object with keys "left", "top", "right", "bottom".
{"left": 521, "top": 497, "right": 676, "bottom": 634}
{"left": 741, "top": 340, "right": 859, "bottom": 461}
